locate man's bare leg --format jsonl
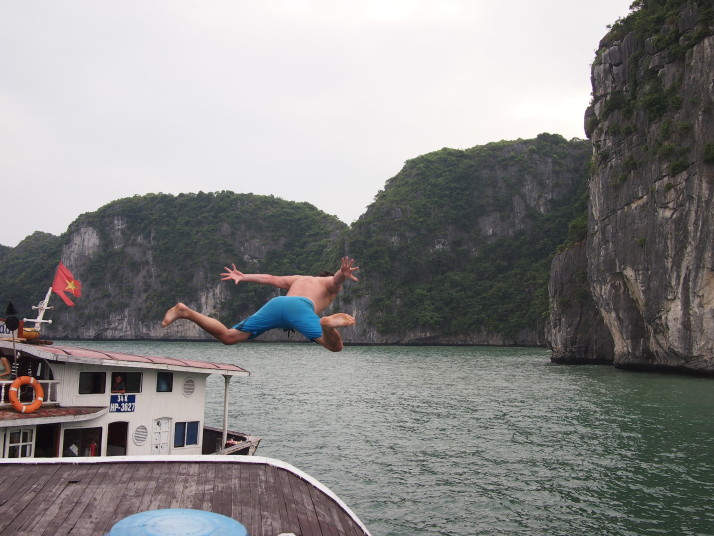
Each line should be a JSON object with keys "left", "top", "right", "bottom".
{"left": 162, "top": 302, "right": 251, "bottom": 345}
{"left": 315, "top": 313, "right": 355, "bottom": 352}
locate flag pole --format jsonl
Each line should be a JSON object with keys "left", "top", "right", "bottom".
{"left": 23, "top": 287, "right": 54, "bottom": 330}
{"left": 4, "top": 302, "right": 20, "bottom": 379}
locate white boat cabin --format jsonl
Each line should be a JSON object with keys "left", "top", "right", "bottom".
{"left": 0, "top": 340, "right": 258, "bottom": 459}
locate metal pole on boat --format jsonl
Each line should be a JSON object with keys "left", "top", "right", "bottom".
{"left": 221, "top": 375, "right": 231, "bottom": 450}
{"left": 4, "top": 302, "right": 20, "bottom": 378}
{"left": 24, "top": 287, "right": 54, "bottom": 330}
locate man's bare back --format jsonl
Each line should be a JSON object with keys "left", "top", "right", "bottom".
{"left": 284, "top": 276, "right": 338, "bottom": 313}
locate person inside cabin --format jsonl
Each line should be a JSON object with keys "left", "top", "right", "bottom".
{"left": 111, "top": 374, "right": 126, "bottom": 393}
{"left": 162, "top": 256, "right": 359, "bottom": 352}
{"left": 86, "top": 437, "right": 99, "bottom": 456}
{"left": 0, "top": 357, "right": 11, "bottom": 380}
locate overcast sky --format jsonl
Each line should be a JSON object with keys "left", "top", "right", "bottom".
{"left": 0, "top": 0, "right": 632, "bottom": 247}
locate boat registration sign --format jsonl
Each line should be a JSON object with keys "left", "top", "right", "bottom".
{"left": 110, "top": 394, "right": 136, "bottom": 413}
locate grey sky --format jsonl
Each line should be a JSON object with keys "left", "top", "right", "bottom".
{"left": 0, "top": 0, "right": 632, "bottom": 247}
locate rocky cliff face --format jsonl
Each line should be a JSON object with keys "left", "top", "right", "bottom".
{"left": 347, "top": 135, "right": 590, "bottom": 345}
{"left": 547, "top": 243, "right": 614, "bottom": 364}
{"left": 548, "top": 2, "right": 714, "bottom": 373}
{"left": 48, "top": 212, "right": 235, "bottom": 340}
{"left": 32, "top": 136, "right": 588, "bottom": 345}
{"left": 43, "top": 193, "right": 347, "bottom": 341}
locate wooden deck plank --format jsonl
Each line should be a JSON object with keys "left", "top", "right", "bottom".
{"left": 89, "top": 463, "right": 145, "bottom": 535}
{"left": 0, "top": 464, "right": 64, "bottom": 534}
{"left": 258, "top": 464, "right": 282, "bottom": 536}
{"left": 175, "top": 461, "right": 203, "bottom": 510}
{"left": 0, "top": 464, "right": 53, "bottom": 508}
{"left": 53, "top": 463, "right": 117, "bottom": 536}
{"left": 276, "top": 465, "right": 304, "bottom": 534}
{"left": 69, "top": 462, "right": 139, "bottom": 534}
{"left": 323, "top": 486, "right": 367, "bottom": 536}
{"left": 236, "top": 462, "right": 261, "bottom": 535}
{"left": 308, "top": 479, "right": 343, "bottom": 536}
{"left": 94, "top": 463, "right": 147, "bottom": 535}
{"left": 247, "top": 463, "right": 267, "bottom": 536}
{"left": 343, "top": 507, "right": 367, "bottom": 536}
{"left": 254, "top": 462, "right": 272, "bottom": 535}
{"left": 190, "top": 460, "right": 216, "bottom": 512}
{"left": 233, "top": 461, "right": 250, "bottom": 530}
{"left": 110, "top": 461, "right": 165, "bottom": 522}
{"left": 145, "top": 461, "right": 182, "bottom": 511}
{"left": 210, "top": 461, "right": 231, "bottom": 515}
{"left": 310, "top": 480, "right": 364, "bottom": 536}
{"left": 265, "top": 465, "right": 292, "bottom": 535}
{"left": 47, "top": 461, "right": 117, "bottom": 535}
{"left": 0, "top": 464, "right": 55, "bottom": 509}
{"left": 287, "top": 468, "right": 323, "bottom": 536}
{"left": 134, "top": 461, "right": 164, "bottom": 511}
{"left": 9, "top": 464, "right": 82, "bottom": 533}
{"left": 168, "top": 462, "right": 194, "bottom": 509}
{"left": 0, "top": 465, "right": 32, "bottom": 497}
{"left": 3, "top": 464, "right": 82, "bottom": 534}
{"left": 38, "top": 464, "right": 106, "bottom": 536}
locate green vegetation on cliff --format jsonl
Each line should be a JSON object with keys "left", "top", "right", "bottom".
{"left": 603, "top": 0, "right": 713, "bottom": 48}
{"left": 1, "top": 136, "right": 589, "bottom": 344}
{"left": 588, "top": 0, "right": 714, "bottom": 196}
{"left": 347, "top": 134, "right": 590, "bottom": 340}
{"left": 0, "top": 233, "right": 62, "bottom": 315}
{"left": 0, "top": 192, "right": 348, "bottom": 331}
{"left": 76, "top": 192, "right": 348, "bottom": 325}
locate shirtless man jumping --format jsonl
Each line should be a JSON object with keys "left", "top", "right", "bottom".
{"left": 162, "top": 257, "right": 359, "bottom": 352}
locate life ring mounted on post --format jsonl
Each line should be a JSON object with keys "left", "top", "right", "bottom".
{"left": 9, "top": 376, "right": 44, "bottom": 414}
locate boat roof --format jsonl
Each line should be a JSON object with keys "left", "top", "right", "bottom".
{"left": 0, "top": 341, "right": 249, "bottom": 377}
{"left": 0, "top": 455, "right": 371, "bottom": 536}
{"left": 0, "top": 406, "right": 107, "bottom": 427}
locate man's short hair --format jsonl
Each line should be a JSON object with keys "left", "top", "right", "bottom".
{"left": 317, "top": 271, "right": 334, "bottom": 277}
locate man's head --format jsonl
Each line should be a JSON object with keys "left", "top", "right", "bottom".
{"left": 316, "top": 271, "right": 334, "bottom": 277}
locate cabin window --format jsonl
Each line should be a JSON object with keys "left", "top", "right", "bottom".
{"left": 79, "top": 372, "right": 106, "bottom": 394}
{"left": 156, "top": 372, "right": 173, "bottom": 393}
{"left": 62, "top": 427, "right": 102, "bottom": 457}
{"left": 111, "top": 372, "right": 142, "bottom": 393}
{"left": 173, "top": 421, "right": 200, "bottom": 448}
{"left": 6, "top": 428, "right": 34, "bottom": 458}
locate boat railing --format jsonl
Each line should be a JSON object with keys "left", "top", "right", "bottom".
{"left": 0, "top": 379, "right": 60, "bottom": 407}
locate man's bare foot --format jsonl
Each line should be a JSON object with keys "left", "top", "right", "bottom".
{"left": 320, "top": 313, "right": 355, "bottom": 329}
{"left": 162, "top": 303, "right": 190, "bottom": 327}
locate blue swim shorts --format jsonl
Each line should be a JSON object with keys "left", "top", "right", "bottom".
{"left": 232, "top": 296, "right": 323, "bottom": 340}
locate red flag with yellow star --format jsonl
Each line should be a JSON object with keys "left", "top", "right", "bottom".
{"left": 52, "top": 262, "right": 82, "bottom": 306}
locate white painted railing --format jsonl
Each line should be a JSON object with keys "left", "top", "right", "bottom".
{"left": 0, "top": 380, "right": 60, "bottom": 406}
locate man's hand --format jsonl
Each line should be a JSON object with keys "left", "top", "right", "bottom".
{"left": 339, "top": 257, "right": 359, "bottom": 282}
{"left": 221, "top": 264, "right": 245, "bottom": 285}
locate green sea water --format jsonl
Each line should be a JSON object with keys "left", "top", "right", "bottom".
{"left": 70, "top": 341, "right": 714, "bottom": 536}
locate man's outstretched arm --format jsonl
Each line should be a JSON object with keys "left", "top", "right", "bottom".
{"left": 327, "top": 257, "right": 359, "bottom": 294}
{"left": 221, "top": 264, "right": 298, "bottom": 290}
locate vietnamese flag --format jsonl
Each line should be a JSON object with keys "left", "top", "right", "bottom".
{"left": 52, "top": 262, "right": 82, "bottom": 306}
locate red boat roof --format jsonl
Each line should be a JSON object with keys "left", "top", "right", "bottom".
{"left": 0, "top": 341, "right": 249, "bottom": 377}
{"left": 0, "top": 405, "right": 107, "bottom": 425}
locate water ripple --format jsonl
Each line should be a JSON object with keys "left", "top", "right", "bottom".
{"left": 72, "top": 341, "right": 714, "bottom": 536}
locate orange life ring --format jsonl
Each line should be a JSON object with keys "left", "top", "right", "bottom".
{"left": 9, "top": 376, "right": 44, "bottom": 414}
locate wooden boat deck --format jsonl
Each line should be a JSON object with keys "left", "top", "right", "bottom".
{"left": 0, "top": 456, "right": 371, "bottom": 536}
